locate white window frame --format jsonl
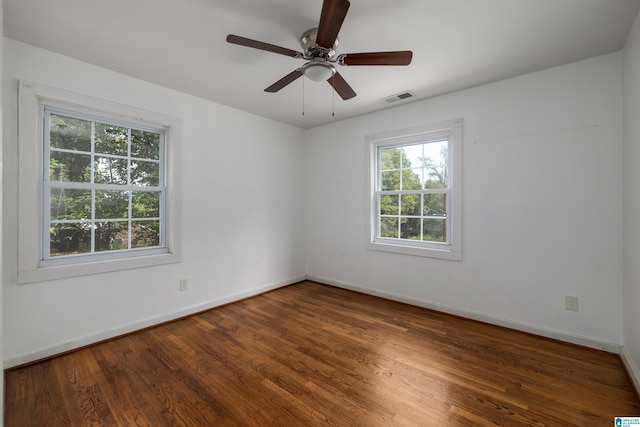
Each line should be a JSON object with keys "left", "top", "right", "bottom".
{"left": 18, "top": 81, "right": 181, "bottom": 283}
{"left": 366, "top": 118, "right": 462, "bottom": 261}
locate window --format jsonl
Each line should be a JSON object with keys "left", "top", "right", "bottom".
{"left": 367, "top": 119, "right": 462, "bottom": 260}
{"left": 18, "top": 81, "right": 181, "bottom": 283}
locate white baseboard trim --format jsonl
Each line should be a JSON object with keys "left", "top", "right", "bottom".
{"left": 4, "top": 276, "right": 305, "bottom": 369}
{"left": 307, "top": 275, "right": 621, "bottom": 354}
{"left": 620, "top": 346, "right": 640, "bottom": 397}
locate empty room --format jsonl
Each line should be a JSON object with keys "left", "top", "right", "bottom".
{"left": 3, "top": 0, "right": 640, "bottom": 425}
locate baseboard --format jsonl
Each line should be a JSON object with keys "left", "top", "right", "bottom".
{"left": 307, "top": 275, "right": 621, "bottom": 354}
{"left": 3, "top": 275, "right": 305, "bottom": 369}
{"left": 620, "top": 346, "right": 640, "bottom": 398}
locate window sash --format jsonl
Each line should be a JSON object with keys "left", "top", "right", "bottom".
{"left": 374, "top": 139, "right": 452, "bottom": 246}
{"left": 42, "top": 106, "right": 167, "bottom": 261}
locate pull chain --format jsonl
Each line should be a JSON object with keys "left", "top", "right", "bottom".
{"left": 301, "top": 72, "right": 337, "bottom": 117}
{"left": 331, "top": 73, "right": 335, "bottom": 117}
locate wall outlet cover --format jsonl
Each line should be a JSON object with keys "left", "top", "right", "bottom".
{"left": 565, "top": 295, "right": 579, "bottom": 312}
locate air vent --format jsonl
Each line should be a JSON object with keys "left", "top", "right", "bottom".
{"left": 383, "top": 91, "right": 414, "bottom": 104}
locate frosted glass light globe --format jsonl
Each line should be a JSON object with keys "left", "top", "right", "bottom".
{"left": 303, "top": 63, "right": 335, "bottom": 82}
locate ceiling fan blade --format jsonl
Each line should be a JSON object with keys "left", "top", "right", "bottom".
{"left": 227, "top": 34, "right": 302, "bottom": 58}
{"left": 328, "top": 71, "right": 356, "bottom": 100}
{"left": 340, "top": 51, "right": 413, "bottom": 66}
{"left": 316, "top": 0, "right": 350, "bottom": 49}
{"left": 265, "top": 69, "right": 304, "bottom": 92}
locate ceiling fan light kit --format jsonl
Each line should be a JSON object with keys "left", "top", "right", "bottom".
{"left": 302, "top": 61, "right": 335, "bottom": 82}
{"left": 226, "top": 0, "right": 413, "bottom": 105}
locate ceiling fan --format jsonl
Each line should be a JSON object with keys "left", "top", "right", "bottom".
{"left": 226, "top": 0, "right": 413, "bottom": 100}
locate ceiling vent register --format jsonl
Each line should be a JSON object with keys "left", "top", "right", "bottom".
{"left": 383, "top": 91, "right": 414, "bottom": 103}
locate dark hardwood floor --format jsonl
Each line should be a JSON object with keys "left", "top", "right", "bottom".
{"left": 5, "top": 281, "right": 640, "bottom": 426}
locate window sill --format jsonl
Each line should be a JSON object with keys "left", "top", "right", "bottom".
{"left": 366, "top": 240, "right": 462, "bottom": 261}
{"left": 18, "top": 251, "right": 181, "bottom": 284}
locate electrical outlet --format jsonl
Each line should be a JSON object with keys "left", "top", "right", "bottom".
{"left": 565, "top": 295, "right": 579, "bottom": 312}
{"left": 179, "top": 278, "right": 189, "bottom": 292}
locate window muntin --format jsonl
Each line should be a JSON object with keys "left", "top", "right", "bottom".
{"left": 367, "top": 119, "right": 462, "bottom": 260}
{"left": 43, "top": 109, "right": 166, "bottom": 261}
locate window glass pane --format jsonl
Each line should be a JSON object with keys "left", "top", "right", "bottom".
{"left": 131, "top": 130, "right": 160, "bottom": 160}
{"left": 380, "top": 194, "right": 399, "bottom": 215}
{"left": 400, "top": 145, "right": 422, "bottom": 169}
{"left": 380, "top": 217, "right": 398, "bottom": 238}
{"left": 95, "top": 123, "right": 128, "bottom": 156}
{"left": 95, "top": 221, "right": 129, "bottom": 252}
{"left": 132, "top": 192, "right": 160, "bottom": 218}
{"left": 401, "top": 169, "right": 422, "bottom": 190}
{"left": 400, "top": 194, "right": 420, "bottom": 216}
{"left": 400, "top": 218, "right": 420, "bottom": 240}
{"left": 132, "top": 220, "right": 160, "bottom": 248}
{"left": 380, "top": 147, "right": 401, "bottom": 171}
{"left": 423, "top": 194, "right": 447, "bottom": 217}
{"left": 95, "top": 190, "right": 129, "bottom": 219}
{"left": 50, "top": 151, "right": 91, "bottom": 182}
{"left": 423, "top": 218, "right": 446, "bottom": 243}
{"left": 51, "top": 188, "right": 92, "bottom": 220}
{"left": 131, "top": 160, "right": 160, "bottom": 187}
{"left": 423, "top": 140, "right": 448, "bottom": 166}
{"left": 381, "top": 170, "right": 400, "bottom": 191}
{"left": 95, "top": 157, "right": 128, "bottom": 185}
{"left": 424, "top": 166, "right": 447, "bottom": 189}
{"left": 50, "top": 223, "right": 92, "bottom": 256}
{"left": 410, "top": 168, "right": 423, "bottom": 185}
{"left": 50, "top": 114, "right": 91, "bottom": 152}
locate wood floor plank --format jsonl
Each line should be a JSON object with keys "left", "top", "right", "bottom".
{"left": 5, "top": 281, "right": 640, "bottom": 426}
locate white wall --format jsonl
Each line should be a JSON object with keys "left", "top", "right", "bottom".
{"left": 623, "top": 10, "right": 640, "bottom": 391}
{"left": 2, "top": 39, "right": 306, "bottom": 367}
{"left": 306, "top": 52, "right": 624, "bottom": 351}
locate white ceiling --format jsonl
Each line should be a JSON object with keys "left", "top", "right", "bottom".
{"left": 4, "top": 0, "right": 640, "bottom": 128}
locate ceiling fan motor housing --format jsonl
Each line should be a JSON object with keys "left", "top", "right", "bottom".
{"left": 301, "top": 28, "right": 338, "bottom": 60}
